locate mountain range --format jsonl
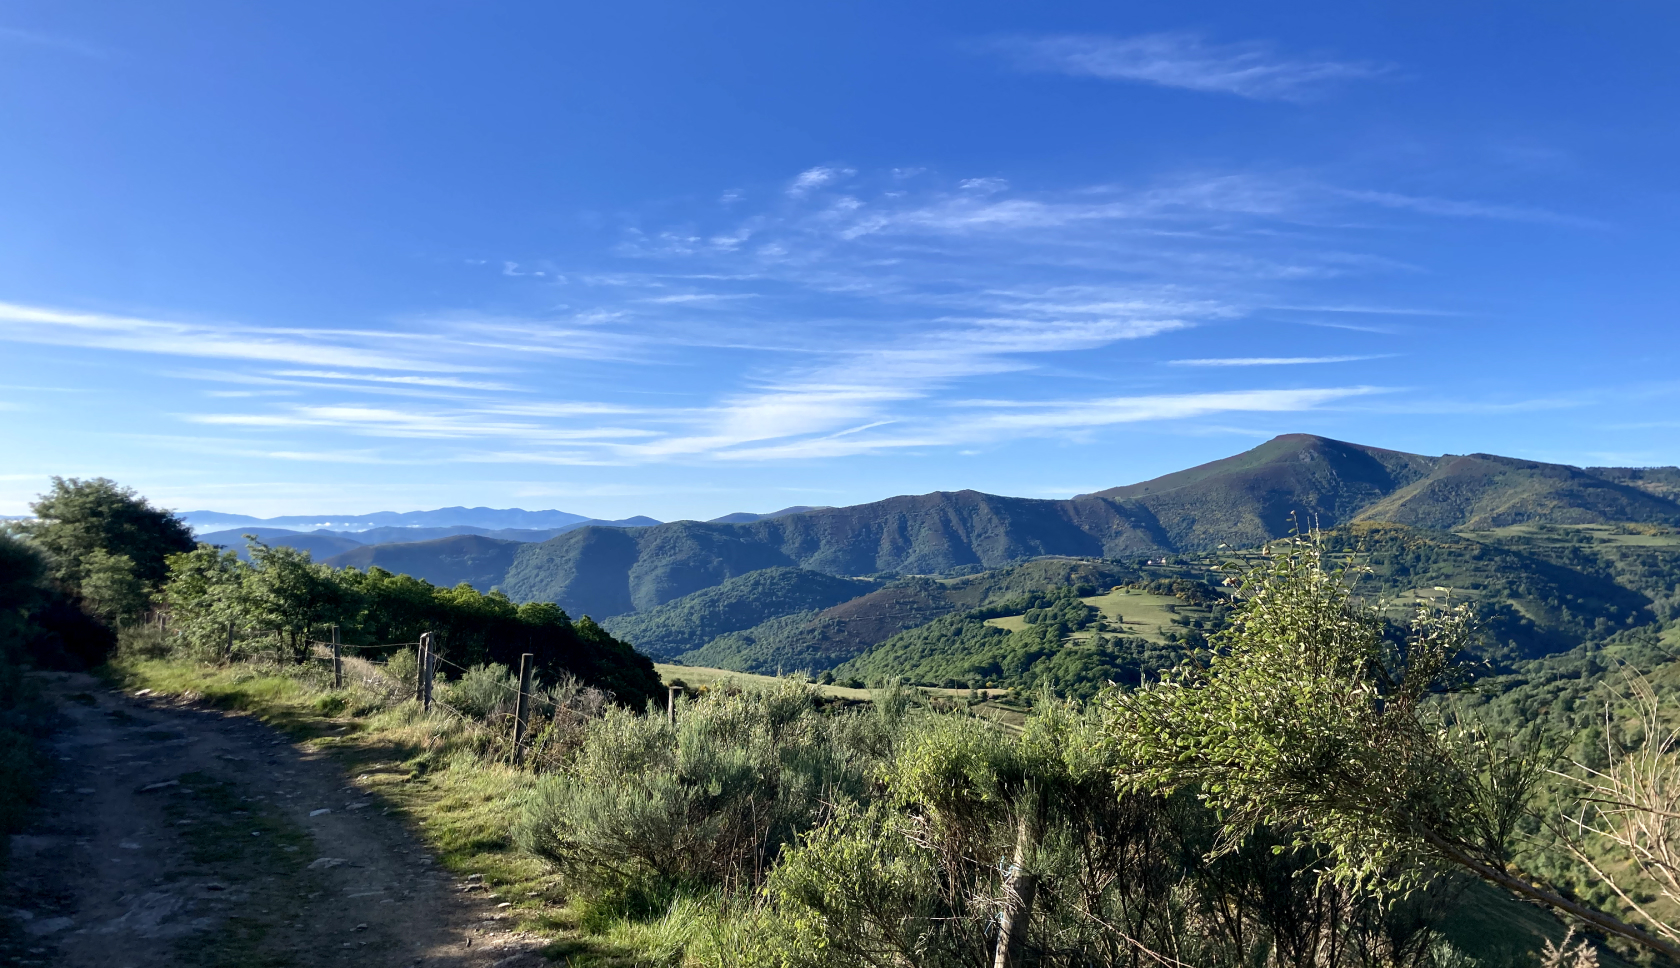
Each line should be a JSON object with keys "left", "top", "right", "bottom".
{"left": 181, "top": 505, "right": 608, "bottom": 534}
{"left": 196, "top": 435, "right": 1680, "bottom": 624}
{"left": 197, "top": 519, "right": 661, "bottom": 561}
{"left": 497, "top": 435, "right": 1680, "bottom": 618}
{"left": 183, "top": 504, "right": 831, "bottom": 535}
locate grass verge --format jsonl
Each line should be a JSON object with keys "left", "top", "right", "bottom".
{"left": 103, "top": 657, "right": 663, "bottom": 967}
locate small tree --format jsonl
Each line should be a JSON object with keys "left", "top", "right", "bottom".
{"left": 1098, "top": 534, "right": 1680, "bottom": 961}
{"left": 20, "top": 477, "right": 194, "bottom": 591}
{"left": 243, "top": 540, "right": 355, "bottom": 662}
{"left": 162, "top": 544, "right": 250, "bottom": 658}
{"left": 77, "top": 550, "right": 149, "bottom": 624}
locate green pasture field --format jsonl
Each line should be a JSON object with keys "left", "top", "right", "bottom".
{"left": 982, "top": 587, "right": 1216, "bottom": 645}
{"left": 1467, "top": 522, "right": 1680, "bottom": 548}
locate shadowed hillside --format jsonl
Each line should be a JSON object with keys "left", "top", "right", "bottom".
{"left": 600, "top": 567, "right": 877, "bottom": 658}
{"left": 324, "top": 534, "right": 522, "bottom": 592}
{"left": 499, "top": 492, "right": 1170, "bottom": 616}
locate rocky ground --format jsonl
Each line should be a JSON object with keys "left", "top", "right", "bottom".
{"left": 2, "top": 672, "right": 551, "bottom": 967}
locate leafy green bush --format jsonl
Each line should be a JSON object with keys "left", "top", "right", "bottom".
{"left": 444, "top": 662, "right": 518, "bottom": 719}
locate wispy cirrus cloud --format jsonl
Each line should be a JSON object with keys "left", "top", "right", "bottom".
{"left": 1333, "top": 189, "right": 1607, "bottom": 228}
{"left": 983, "top": 32, "right": 1385, "bottom": 101}
{"left": 0, "top": 161, "right": 1594, "bottom": 474}
{"left": 0, "top": 302, "right": 468, "bottom": 372}
{"left": 1169, "top": 355, "right": 1390, "bottom": 366}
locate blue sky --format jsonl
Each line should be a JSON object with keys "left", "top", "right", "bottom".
{"left": 1, "top": 1, "right": 1677, "bottom": 521}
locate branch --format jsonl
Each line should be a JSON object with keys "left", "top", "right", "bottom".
{"left": 1417, "top": 827, "right": 1680, "bottom": 961}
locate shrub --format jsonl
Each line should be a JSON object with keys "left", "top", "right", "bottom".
{"left": 444, "top": 662, "right": 518, "bottom": 720}
{"left": 115, "top": 624, "right": 177, "bottom": 660}
{"left": 517, "top": 680, "right": 880, "bottom": 909}
{"left": 384, "top": 647, "right": 418, "bottom": 692}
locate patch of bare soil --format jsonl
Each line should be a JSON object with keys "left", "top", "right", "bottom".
{"left": 2, "top": 672, "right": 551, "bottom": 968}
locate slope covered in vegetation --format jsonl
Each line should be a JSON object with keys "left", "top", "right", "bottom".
{"left": 673, "top": 560, "right": 1139, "bottom": 675}
{"left": 600, "top": 567, "right": 877, "bottom": 658}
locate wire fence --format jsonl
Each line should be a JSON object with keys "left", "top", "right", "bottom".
{"left": 287, "top": 633, "right": 591, "bottom": 770}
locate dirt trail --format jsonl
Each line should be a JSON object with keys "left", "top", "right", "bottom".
{"left": 3, "top": 672, "right": 550, "bottom": 968}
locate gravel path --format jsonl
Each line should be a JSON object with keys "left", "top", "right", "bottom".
{"left": 3, "top": 672, "right": 551, "bottom": 968}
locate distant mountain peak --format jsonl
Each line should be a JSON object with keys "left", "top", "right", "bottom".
{"left": 707, "top": 506, "right": 832, "bottom": 524}
{"left": 1077, "top": 434, "right": 1438, "bottom": 503}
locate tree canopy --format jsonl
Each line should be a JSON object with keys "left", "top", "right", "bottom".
{"left": 20, "top": 476, "right": 195, "bottom": 593}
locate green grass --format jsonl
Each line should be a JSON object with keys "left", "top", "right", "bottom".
{"left": 655, "top": 662, "right": 1006, "bottom": 700}
{"left": 656, "top": 662, "right": 873, "bottom": 699}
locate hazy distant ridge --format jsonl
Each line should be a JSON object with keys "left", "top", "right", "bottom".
{"left": 181, "top": 505, "right": 624, "bottom": 534}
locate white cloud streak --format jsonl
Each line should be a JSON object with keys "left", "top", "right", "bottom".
{"left": 1169, "top": 355, "right": 1389, "bottom": 366}
{"left": 0, "top": 302, "right": 469, "bottom": 372}
{"left": 1, "top": 162, "right": 1582, "bottom": 472}
{"left": 1334, "top": 190, "right": 1605, "bottom": 228}
{"left": 988, "top": 33, "right": 1384, "bottom": 101}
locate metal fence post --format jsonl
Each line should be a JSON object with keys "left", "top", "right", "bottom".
{"left": 332, "top": 624, "right": 342, "bottom": 689}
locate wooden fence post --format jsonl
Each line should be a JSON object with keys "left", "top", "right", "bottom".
{"left": 668, "top": 685, "right": 682, "bottom": 725}
{"left": 332, "top": 625, "right": 342, "bottom": 689}
{"left": 425, "top": 639, "right": 436, "bottom": 711}
{"left": 225, "top": 620, "right": 234, "bottom": 663}
{"left": 416, "top": 632, "right": 431, "bottom": 706}
{"left": 993, "top": 794, "right": 1044, "bottom": 968}
{"left": 512, "top": 653, "right": 533, "bottom": 764}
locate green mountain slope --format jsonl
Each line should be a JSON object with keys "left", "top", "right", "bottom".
{"left": 1356, "top": 454, "right": 1680, "bottom": 529}
{"left": 598, "top": 567, "right": 877, "bottom": 658}
{"left": 500, "top": 492, "right": 1169, "bottom": 617}
{"left": 678, "top": 577, "right": 966, "bottom": 673}
{"left": 1321, "top": 523, "right": 1658, "bottom": 662}
{"left": 1587, "top": 466, "right": 1680, "bottom": 502}
{"left": 834, "top": 583, "right": 1214, "bottom": 699}
{"left": 1080, "top": 433, "right": 1440, "bottom": 549}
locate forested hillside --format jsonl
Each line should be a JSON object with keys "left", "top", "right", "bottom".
{"left": 599, "top": 567, "right": 877, "bottom": 657}
{"left": 323, "top": 533, "right": 523, "bottom": 591}
{"left": 670, "top": 559, "right": 1139, "bottom": 674}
